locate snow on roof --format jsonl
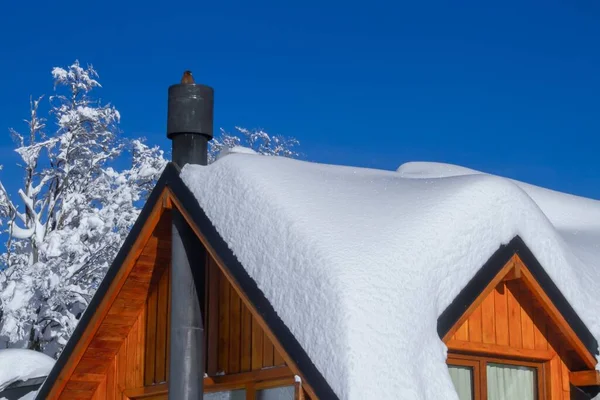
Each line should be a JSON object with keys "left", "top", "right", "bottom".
{"left": 180, "top": 153, "right": 600, "bottom": 400}
{"left": 0, "top": 349, "right": 54, "bottom": 391}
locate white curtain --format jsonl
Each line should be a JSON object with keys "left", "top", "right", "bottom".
{"left": 449, "top": 365, "right": 473, "bottom": 400}
{"left": 257, "top": 385, "right": 295, "bottom": 400}
{"left": 487, "top": 363, "right": 536, "bottom": 400}
{"left": 204, "top": 390, "right": 246, "bottom": 400}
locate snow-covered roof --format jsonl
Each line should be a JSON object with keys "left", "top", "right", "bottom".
{"left": 180, "top": 152, "right": 600, "bottom": 400}
{"left": 0, "top": 349, "right": 54, "bottom": 392}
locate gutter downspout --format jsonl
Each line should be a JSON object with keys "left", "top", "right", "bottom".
{"left": 166, "top": 72, "right": 214, "bottom": 399}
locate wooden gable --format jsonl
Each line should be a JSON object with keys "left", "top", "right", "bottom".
{"left": 87, "top": 245, "right": 291, "bottom": 400}
{"left": 44, "top": 189, "right": 172, "bottom": 399}
{"left": 443, "top": 254, "right": 599, "bottom": 399}
{"left": 44, "top": 187, "right": 307, "bottom": 400}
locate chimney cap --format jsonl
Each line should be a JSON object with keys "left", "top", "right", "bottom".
{"left": 167, "top": 79, "right": 214, "bottom": 139}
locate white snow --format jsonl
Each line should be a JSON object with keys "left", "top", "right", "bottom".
{"left": 180, "top": 153, "right": 600, "bottom": 400}
{"left": 216, "top": 145, "right": 258, "bottom": 160}
{"left": 0, "top": 349, "right": 54, "bottom": 391}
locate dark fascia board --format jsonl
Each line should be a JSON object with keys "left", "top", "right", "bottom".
{"left": 437, "top": 235, "right": 599, "bottom": 361}
{"left": 35, "top": 163, "right": 180, "bottom": 399}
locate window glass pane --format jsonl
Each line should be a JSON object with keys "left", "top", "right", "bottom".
{"left": 204, "top": 390, "right": 246, "bottom": 400}
{"left": 448, "top": 365, "right": 474, "bottom": 400}
{"left": 487, "top": 363, "right": 536, "bottom": 400}
{"left": 257, "top": 385, "right": 295, "bottom": 400}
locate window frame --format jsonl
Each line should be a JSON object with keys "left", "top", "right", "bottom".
{"left": 124, "top": 367, "right": 304, "bottom": 400}
{"left": 448, "top": 353, "right": 546, "bottom": 400}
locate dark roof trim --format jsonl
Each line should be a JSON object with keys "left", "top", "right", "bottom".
{"left": 36, "top": 163, "right": 179, "bottom": 399}
{"left": 437, "top": 235, "right": 599, "bottom": 360}
{"left": 166, "top": 166, "right": 339, "bottom": 400}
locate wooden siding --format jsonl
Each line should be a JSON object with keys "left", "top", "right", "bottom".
{"left": 144, "top": 265, "right": 171, "bottom": 386}
{"left": 208, "top": 255, "right": 285, "bottom": 376}
{"left": 87, "top": 230, "right": 285, "bottom": 399}
{"left": 56, "top": 209, "right": 171, "bottom": 400}
{"left": 47, "top": 191, "right": 311, "bottom": 399}
{"left": 448, "top": 278, "right": 585, "bottom": 400}
{"left": 90, "top": 310, "right": 146, "bottom": 400}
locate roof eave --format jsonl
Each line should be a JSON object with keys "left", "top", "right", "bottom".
{"left": 438, "top": 235, "right": 599, "bottom": 362}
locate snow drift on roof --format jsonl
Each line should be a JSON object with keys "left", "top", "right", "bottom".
{"left": 181, "top": 154, "right": 600, "bottom": 400}
{"left": 0, "top": 349, "right": 54, "bottom": 391}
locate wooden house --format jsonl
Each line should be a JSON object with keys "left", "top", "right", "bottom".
{"left": 35, "top": 75, "right": 600, "bottom": 400}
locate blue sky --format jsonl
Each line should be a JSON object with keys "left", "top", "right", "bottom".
{"left": 0, "top": 0, "right": 598, "bottom": 199}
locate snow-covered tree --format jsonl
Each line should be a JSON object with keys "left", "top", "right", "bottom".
{"left": 208, "top": 126, "right": 300, "bottom": 163}
{"left": 0, "top": 61, "right": 167, "bottom": 356}
{"left": 0, "top": 62, "right": 301, "bottom": 358}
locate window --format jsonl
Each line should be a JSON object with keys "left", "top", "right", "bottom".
{"left": 205, "top": 390, "right": 247, "bottom": 400}
{"left": 202, "top": 367, "right": 301, "bottom": 400}
{"left": 448, "top": 365, "right": 475, "bottom": 400}
{"left": 447, "top": 354, "right": 544, "bottom": 400}
{"left": 204, "top": 386, "right": 295, "bottom": 400}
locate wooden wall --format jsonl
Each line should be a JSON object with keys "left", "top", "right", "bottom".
{"left": 206, "top": 257, "right": 285, "bottom": 376}
{"left": 447, "top": 279, "right": 584, "bottom": 400}
{"left": 91, "top": 310, "right": 146, "bottom": 400}
{"left": 88, "top": 231, "right": 285, "bottom": 399}
{"left": 144, "top": 265, "right": 171, "bottom": 386}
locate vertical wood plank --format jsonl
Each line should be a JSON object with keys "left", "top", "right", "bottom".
{"left": 533, "top": 306, "right": 548, "bottom": 350}
{"left": 295, "top": 383, "right": 305, "bottom": 400}
{"left": 480, "top": 359, "right": 487, "bottom": 400}
{"left": 218, "top": 273, "right": 230, "bottom": 373}
{"left": 481, "top": 292, "right": 495, "bottom": 344}
{"left": 468, "top": 306, "right": 483, "bottom": 343}
{"left": 494, "top": 283, "right": 509, "bottom": 346}
{"left": 106, "top": 360, "right": 115, "bottom": 400}
{"left": 544, "top": 361, "right": 553, "bottom": 400}
{"left": 126, "top": 321, "right": 138, "bottom": 389}
{"left": 135, "top": 309, "right": 145, "bottom": 387}
{"left": 241, "top": 305, "right": 253, "bottom": 372}
{"left": 207, "top": 258, "right": 220, "bottom": 375}
{"left": 550, "top": 355, "right": 561, "bottom": 400}
{"left": 155, "top": 269, "right": 169, "bottom": 382}
{"left": 520, "top": 283, "right": 535, "bottom": 350}
{"left": 263, "top": 331, "right": 274, "bottom": 368}
{"left": 506, "top": 281, "right": 522, "bottom": 348}
{"left": 94, "top": 376, "right": 107, "bottom": 400}
{"left": 144, "top": 279, "right": 158, "bottom": 386}
{"left": 247, "top": 382, "right": 257, "bottom": 400}
{"left": 560, "top": 357, "right": 570, "bottom": 393}
{"left": 229, "top": 287, "right": 242, "bottom": 373}
{"left": 454, "top": 319, "right": 469, "bottom": 341}
{"left": 274, "top": 348, "right": 285, "bottom": 366}
{"left": 117, "top": 340, "right": 127, "bottom": 398}
{"left": 251, "top": 317, "right": 264, "bottom": 371}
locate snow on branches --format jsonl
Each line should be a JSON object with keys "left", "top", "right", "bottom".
{"left": 209, "top": 127, "right": 300, "bottom": 163}
{"left": 0, "top": 61, "right": 166, "bottom": 356}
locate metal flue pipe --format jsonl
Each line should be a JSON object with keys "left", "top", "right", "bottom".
{"left": 167, "top": 71, "right": 214, "bottom": 400}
